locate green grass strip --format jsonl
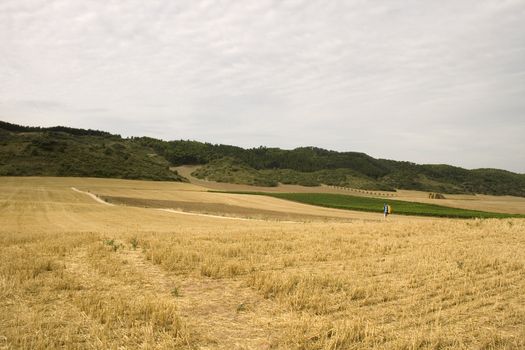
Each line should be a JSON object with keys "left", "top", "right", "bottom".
{"left": 214, "top": 191, "right": 525, "bottom": 219}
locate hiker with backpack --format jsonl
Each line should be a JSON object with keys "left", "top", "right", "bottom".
{"left": 383, "top": 203, "right": 392, "bottom": 219}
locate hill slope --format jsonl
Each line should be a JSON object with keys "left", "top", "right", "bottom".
{"left": 1, "top": 120, "right": 524, "bottom": 196}
{"left": 0, "top": 121, "right": 184, "bottom": 181}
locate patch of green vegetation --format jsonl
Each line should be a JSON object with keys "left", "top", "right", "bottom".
{"left": 104, "top": 239, "right": 123, "bottom": 252}
{"left": 171, "top": 287, "right": 181, "bottom": 297}
{"left": 219, "top": 192, "right": 525, "bottom": 219}
{"left": 192, "top": 157, "right": 396, "bottom": 190}
{"left": 192, "top": 157, "right": 279, "bottom": 186}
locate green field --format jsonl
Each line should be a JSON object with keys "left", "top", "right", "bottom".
{"left": 220, "top": 192, "right": 525, "bottom": 219}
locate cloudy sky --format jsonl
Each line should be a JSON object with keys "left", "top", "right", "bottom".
{"left": 1, "top": 0, "right": 524, "bottom": 173}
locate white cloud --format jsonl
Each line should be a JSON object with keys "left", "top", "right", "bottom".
{"left": 1, "top": 0, "right": 524, "bottom": 172}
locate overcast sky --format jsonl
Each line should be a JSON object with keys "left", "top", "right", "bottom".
{"left": 1, "top": 0, "right": 524, "bottom": 173}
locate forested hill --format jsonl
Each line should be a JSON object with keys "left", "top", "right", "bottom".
{"left": 1, "top": 120, "right": 524, "bottom": 196}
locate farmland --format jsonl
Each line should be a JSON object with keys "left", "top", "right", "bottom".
{"left": 1, "top": 177, "right": 524, "bottom": 349}
{"left": 221, "top": 192, "right": 525, "bottom": 219}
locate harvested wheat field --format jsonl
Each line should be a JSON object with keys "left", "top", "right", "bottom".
{"left": 1, "top": 177, "right": 524, "bottom": 349}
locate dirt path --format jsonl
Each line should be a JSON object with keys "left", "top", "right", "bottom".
{"left": 71, "top": 187, "right": 114, "bottom": 206}
{"left": 122, "top": 246, "right": 283, "bottom": 349}
{"left": 158, "top": 208, "right": 303, "bottom": 223}
{"left": 63, "top": 243, "right": 283, "bottom": 349}
{"left": 157, "top": 209, "right": 270, "bottom": 223}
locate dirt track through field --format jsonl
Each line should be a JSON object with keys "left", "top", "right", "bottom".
{"left": 158, "top": 208, "right": 268, "bottom": 221}
{"left": 63, "top": 242, "right": 282, "bottom": 349}
{"left": 71, "top": 187, "right": 114, "bottom": 206}
{"left": 121, "top": 243, "right": 282, "bottom": 349}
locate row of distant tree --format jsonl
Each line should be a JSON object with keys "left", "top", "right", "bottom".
{"left": 0, "top": 121, "right": 114, "bottom": 137}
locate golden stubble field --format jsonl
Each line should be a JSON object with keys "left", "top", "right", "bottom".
{"left": 1, "top": 177, "right": 524, "bottom": 349}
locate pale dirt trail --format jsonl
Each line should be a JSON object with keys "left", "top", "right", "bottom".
{"left": 157, "top": 208, "right": 265, "bottom": 221}
{"left": 157, "top": 208, "right": 300, "bottom": 223}
{"left": 71, "top": 187, "right": 114, "bottom": 206}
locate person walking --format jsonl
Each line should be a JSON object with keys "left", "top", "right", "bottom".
{"left": 383, "top": 203, "right": 389, "bottom": 219}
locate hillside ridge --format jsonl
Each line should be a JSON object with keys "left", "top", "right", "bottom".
{"left": 1, "top": 120, "right": 524, "bottom": 196}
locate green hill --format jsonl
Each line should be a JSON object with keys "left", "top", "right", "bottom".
{"left": 0, "top": 121, "right": 184, "bottom": 181}
{"left": 1, "top": 120, "right": 524, "bottom": 196}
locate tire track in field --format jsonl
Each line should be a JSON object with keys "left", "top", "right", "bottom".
{"left": 122, "top": 246, "right": 283, "bottom": 349}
